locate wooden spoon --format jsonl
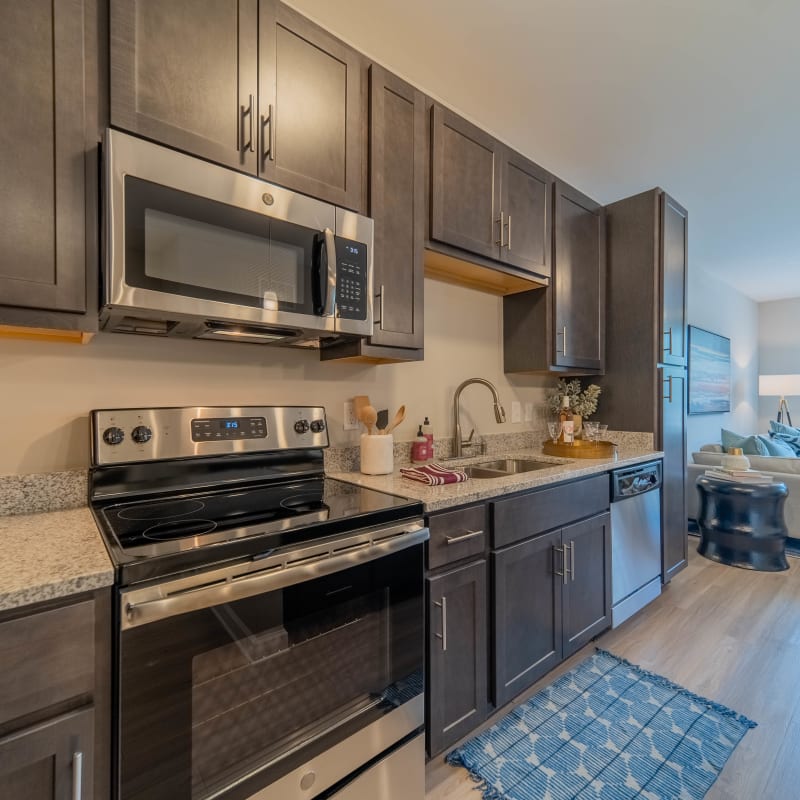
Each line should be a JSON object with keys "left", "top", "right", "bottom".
{"left": 382, "top": 405, "right": 406, "bottom": 435}
{"left": 361, "top": 405, "right": 378, "bottom": 435}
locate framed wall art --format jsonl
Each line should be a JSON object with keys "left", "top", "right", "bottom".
{"left": 688, "top": 326, "right": 731, "bottom": 414}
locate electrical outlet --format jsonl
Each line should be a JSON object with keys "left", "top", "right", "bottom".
{"left": 511, "top": 401, "right": 522, "bottom": 424}
{"left": 524, "top": 402, "right": 534, "bottom": 422}
{"left": 343, "top": 400, "right": 359, "bottom": 430}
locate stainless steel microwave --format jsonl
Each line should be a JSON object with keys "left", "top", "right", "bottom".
{"left": 101, "top": 129, "right": 373, "bottom": 345}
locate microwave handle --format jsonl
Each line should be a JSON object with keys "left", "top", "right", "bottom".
{"left": 312, "top": 228, "right": 337, "bottom": 317}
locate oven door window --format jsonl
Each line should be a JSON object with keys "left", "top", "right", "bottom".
{"left": 124, "top": 176, "right": 319, "bottom": 314}
{"left": 117, "top": 545, "right": 423, "bottom": 800}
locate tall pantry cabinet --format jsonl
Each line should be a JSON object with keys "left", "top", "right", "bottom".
{"left": 596, "top": 189, "right": 689, "bottom": 582}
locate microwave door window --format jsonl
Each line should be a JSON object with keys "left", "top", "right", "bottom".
{"left": 124, "top": 177, "right": 317, "bottom": 314}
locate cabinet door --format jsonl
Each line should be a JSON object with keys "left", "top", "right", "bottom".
{"left": 0, "top": 0, "right": 90, "bottom": 314}
{"left": 660, "top": 193, "right": 688, "bottom": 366}
{"left": 552, "top": 181, "right": 606, "bottom": 371}
{"left": 111, "top": 0, "right": 258, "bottom": 173}
{"left": 561, "top": 513, "right": 611, "bottom": 658}
{"left": 368, "top": 65, "right": 425, "bottom": 349}
{"left": 660, "top": 366, "right": 688, "bottom": 581}
{"left": 492, "top": 530, "right": 562, "bottom": 708}
{"left": 259, "top": 2, "right": 363, "bottom": 211}
{"left": 500, "top": 150, "right": 552, "bottom": 277}
{"left": 430, "top": 105, "right": 502, "bottom": 260}
{"left": 427, "top": 561, "right": 488, "bottom": 756}
{"left": 0, "top": 708, "right": 93, "bottom": 800}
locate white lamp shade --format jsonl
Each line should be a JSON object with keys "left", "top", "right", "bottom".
{"left": 758, "top": 374, "right": 800, "bottom": 397}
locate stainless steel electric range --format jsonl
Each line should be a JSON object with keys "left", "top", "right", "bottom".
{"left": 89, "top": 406, "right": 428, "bottom": 800}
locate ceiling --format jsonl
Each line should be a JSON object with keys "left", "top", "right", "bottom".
{"left": 288, "top": 0, "right": 800, "bottom": 303}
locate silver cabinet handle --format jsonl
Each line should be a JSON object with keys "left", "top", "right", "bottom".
{"left": 376, "top": 284, "right": 385, "bottom": 331}
{"left": 663, "top": 375, "right": 673, "bottom": 403}
{"left": 72, "top": 751, "right": 83, "bottom": 800}
{"left": 496, "top": 211, "right": 505, "bottom": 247}
{"left": 434, "top": 597, "right": 447, "bottom": 651}
{"left": 556, "top": 326, "right": 567, "bottom": 355}
{"left": 664, "top": 327, "right": 673, "bottom": 355}
{"left": 506, "top": 214, "right": 512, "bottom": 251}
{"left": 444, "top": 529, "right": 483, "bottom": 545}
{"left": 553, "top": 544, "right": 566, "bottom": 584}
{"left": 566, "top": 541, "right": 575, "bottom": 582}
{"left": 261, "top": 104, "right": 274, "bottom": 164}
{"left": 240, "top": 94, "right": 255, "bottom": 153}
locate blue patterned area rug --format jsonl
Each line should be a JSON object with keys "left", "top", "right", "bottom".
{"left": 447, "top": 649, "right": 756, "bottom": 800}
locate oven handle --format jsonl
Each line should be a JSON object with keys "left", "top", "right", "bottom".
{"left": 122, "top": 524, "right": 429, "bottom": 630}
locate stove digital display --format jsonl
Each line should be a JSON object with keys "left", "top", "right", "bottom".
{"left": 191, "top": 417, "right": 267, "bottom": 441}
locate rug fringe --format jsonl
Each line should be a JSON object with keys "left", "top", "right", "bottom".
{"left": 446, "top": 751, "right": 504, "bottom": 800}
{"left": 595, "top": 647, "right": 758, "bottom": 729}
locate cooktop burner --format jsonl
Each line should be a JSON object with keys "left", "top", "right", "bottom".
{"left": 117, "top": 498, "right": 206, "bottom": 521}
{"left": 142, "top": 518, "right": 218, "bottom": 541}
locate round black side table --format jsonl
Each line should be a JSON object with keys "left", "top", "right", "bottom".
{"left": 696, "top": 476, "right": 789, "bottom": 571}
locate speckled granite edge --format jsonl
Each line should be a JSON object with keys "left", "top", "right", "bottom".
{"left": 0, "top": 470, "right": 88, "bottom": 516}
{"left": 0, "top": 507, "right": 114, "bottom": 611}
{"left": 328, "top": 446, "right": 664, "bottom": 512}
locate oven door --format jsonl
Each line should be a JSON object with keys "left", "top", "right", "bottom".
{"left": 105, "top": 129, "right": 340, "bottom": 336}
{"left": 116, "top": 523, "right": 427, "bottom": 800}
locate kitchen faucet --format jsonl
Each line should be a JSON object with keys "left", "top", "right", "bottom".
{"left": 452, "top": 378, "right": 506, "bottom": 458}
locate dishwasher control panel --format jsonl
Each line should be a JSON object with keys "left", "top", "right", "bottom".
{"left": 611, "top": 461, "right": 662, "bottom": 501}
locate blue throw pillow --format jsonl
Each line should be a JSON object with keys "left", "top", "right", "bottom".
{"left": 720, "top": 428, "right": 769, "bottom": 456}
{"left": 758, "top": 434, "right": 797, "bottom": 457}
{"left": 769, "top": 420, "right": 800, "bottom": 455}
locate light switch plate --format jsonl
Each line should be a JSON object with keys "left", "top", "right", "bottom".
{"left": 343, "top": 400, "right": 359, "bottom": 430}
{"left": 524, "top": 402, "right": 534, "bottom": 422}
{"left": 511, "top": 401, "right": 522, "bottom": 424}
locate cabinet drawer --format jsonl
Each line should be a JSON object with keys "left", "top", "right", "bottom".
{"left": 0, "top": 599, "right": 95, "bottom": 727}
{"left": 427, "top": 504, "right": 487, "bottom": 570}
{"left": 491, "top": 474, "right": 609, "bottom": 548}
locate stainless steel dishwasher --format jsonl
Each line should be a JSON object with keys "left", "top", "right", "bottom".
{"left": 610, "top": 461, "right": 663, "bottom": 628}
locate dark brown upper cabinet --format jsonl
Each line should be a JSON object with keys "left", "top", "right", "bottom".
{"left": 0, "top": 0, "right": 99, "bottom": 336}
{"left": 111, "top": 0, "right": 364, "bottom": 211}
{"left": 660, "top": 194, "right": 688, "bottom": 366}
{"left": 259, "top": 2, "right": 363, "bottom": 211}
{"left": 552, "top": 181, "right": 606, "bottom": 371}
{"left": 503, "top": 181, "right": 605, "bottom": 375}
{"left": 429, "top": 104, "right": 552, "bottom": 281}
{"left": 321, "top": 64, "right": 425, "bottom": 363}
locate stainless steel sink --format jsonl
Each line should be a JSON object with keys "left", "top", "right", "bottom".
{"left": 464, "top": 458, "right": 555, "bottom": 479}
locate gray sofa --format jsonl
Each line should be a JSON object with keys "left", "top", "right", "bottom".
{"left": 687, "top": 444, "right": 800, "bottom": 536}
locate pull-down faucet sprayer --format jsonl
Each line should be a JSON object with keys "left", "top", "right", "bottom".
{"left": 452, "top": 378, "right": 506, "bottom": 458}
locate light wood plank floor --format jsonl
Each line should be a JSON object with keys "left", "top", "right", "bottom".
{"left": 426, "top": 546, "right": 800, "bottom": 799}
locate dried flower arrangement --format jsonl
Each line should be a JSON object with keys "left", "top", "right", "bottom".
{"left": 545, "top": 379, "right": 602, "bottom": 417}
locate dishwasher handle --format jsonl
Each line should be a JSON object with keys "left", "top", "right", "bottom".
{"left": 611, "top": 461, "right": 662, "bottom": 501}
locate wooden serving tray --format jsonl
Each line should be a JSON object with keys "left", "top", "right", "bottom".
{"left": 542, "top": 439, "right": 616, "bottom": 458}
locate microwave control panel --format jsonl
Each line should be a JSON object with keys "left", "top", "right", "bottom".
{"left": 335, "top": 238, "right": 368, "bottom": 320}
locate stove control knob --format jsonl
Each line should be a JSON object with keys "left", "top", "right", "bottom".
{"left": 103, "top": 426, "right": 125, "bottom": 446}
{"left": 131, "top": 425, "right": 153, "bottom": 444}
{"left": 310, "top": 419, "right": 325, "bottom": 433}
{"left": 294, "top": 419, "right": 310, "bottom": 434}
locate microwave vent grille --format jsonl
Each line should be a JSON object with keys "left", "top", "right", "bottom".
{"left": 110, "top": 317, "right": 179, "bottom": 336}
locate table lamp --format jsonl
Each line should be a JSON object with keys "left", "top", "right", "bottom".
{"left": 758, "top": 374, "right": 800, "bottom": 426}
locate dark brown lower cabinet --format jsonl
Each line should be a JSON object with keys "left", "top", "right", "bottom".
{"left": 492, "top": 530, "right": 562, "bottom": 708}
{"left": 492, "top": 512, "right": 611, "bottom": 708}
{"left": 561, "top": 513, "right": 612, "bottom": 657}
{"left": 0, "top": 708, "right": 94, "bottom": 800}
{"left": 426, "top": 560, "right": 488, "bottom": 757}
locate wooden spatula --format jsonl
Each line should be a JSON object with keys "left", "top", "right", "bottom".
{"left": 382, "top": 405, "right": 406, "bottom": 435}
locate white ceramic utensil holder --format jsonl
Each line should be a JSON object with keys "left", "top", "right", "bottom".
{"left": 360, "top": 434, "right": 394, "bottom": 475}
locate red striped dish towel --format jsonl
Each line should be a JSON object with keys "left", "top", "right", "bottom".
{"left": 400, "top": 462, "right": 469, "bottom": 485}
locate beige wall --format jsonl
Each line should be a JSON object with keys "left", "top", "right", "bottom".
{"left": 1, "top": 279, "right": 551, "bottom": 475}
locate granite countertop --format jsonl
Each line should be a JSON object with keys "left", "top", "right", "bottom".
{"left": 328, "top": 445, "right": 663, "bottom": 512}
{"left": 0, "top": 507, "right": 114, "bottom": 612}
